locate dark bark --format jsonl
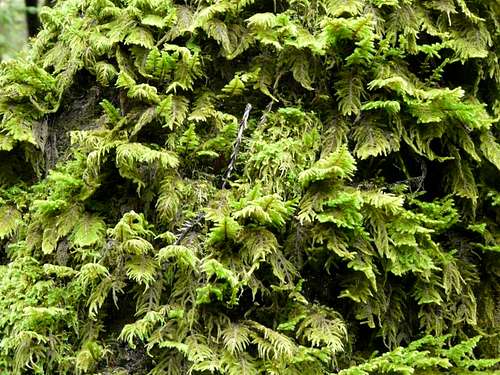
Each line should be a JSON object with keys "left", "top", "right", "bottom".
{"left": 25, "top": 0, "right": 39, "bottom": 38}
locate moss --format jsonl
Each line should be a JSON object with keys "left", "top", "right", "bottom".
{"left": 0, "top": 0, "right": 498, "bottom": 374}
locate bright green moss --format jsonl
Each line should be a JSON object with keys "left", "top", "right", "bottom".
{"left": 0, "top": 0, "right": 498, "bottom": 373}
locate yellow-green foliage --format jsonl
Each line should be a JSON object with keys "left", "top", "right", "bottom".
{"left": 0, "top": 0, "right": 499, "bottom": 374}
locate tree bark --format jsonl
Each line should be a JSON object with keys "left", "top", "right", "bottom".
{"left": 25, "top": 0, "right": 39, "bottom": 38}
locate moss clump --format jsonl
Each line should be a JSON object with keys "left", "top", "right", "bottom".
{"left": 0, "top": 0, "right": 499, "bottom": 374}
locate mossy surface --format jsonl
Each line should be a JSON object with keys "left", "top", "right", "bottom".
{"left": 0, "top": 0, "right": 498, "bottom": 374}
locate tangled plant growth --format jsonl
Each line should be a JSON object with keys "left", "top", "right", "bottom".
{"left": 0, "top": 0, "right": 499, "bottom": 374}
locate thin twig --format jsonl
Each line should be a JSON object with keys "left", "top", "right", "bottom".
{"left": 222, "top": 103, "right": 252, "bottom": 189}
{"left": 173, "top": 103, "right": 252, "bottom": 244}
{"left": 174, "top": 211, "right": 205, "bottom": 245}
{"left": 391, "top": 158, "right": 428, "bottom": 192}
{"left": 258, "top": 101, "right": 274, "bottom": 128}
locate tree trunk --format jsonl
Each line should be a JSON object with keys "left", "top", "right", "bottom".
{"left": 25, "top": 0, "right": 39, "bottom": 38}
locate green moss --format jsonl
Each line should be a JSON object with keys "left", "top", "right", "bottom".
{"left": 0, "top": 0, "right": 498, "bottom": 374}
